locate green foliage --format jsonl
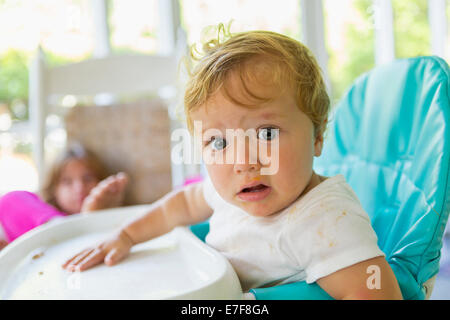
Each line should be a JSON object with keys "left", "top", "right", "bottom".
{"left": 13, "top": 140, "right": 32, "bottom": 154}
{"left": 0, "top": 49, "right": 29, "bottom": 119}
{"left": 327, "top": 0, "right": 375, "bottom": 104}
{"left": 327, "top": 0, "right": 432, "bottom": 104}
{"left": 392, "top": 0, "right": 430, "bottom": 58}
{"left": 0, "top": 48, "right": 90, "bottom": 121}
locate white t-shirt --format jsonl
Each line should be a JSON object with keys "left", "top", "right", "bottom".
{"left": 203, "top": 174, "right": 384, "bottom": 292}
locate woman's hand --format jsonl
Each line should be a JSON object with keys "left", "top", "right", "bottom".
{"left": 62, "top": 229, "right": 134, "bottom": 272}
{"left": 81, "top": 172, "right": 129, "bottom": 213}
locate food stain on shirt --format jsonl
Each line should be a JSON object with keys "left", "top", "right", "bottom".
{"left": 335, "top": 211, "right": 347, "bottom": 224}
{"left": 316, "top": 222, "right": 337, "bottom": 248}
{"left": 317, "top": 224, "right": 324, "bottom": 239}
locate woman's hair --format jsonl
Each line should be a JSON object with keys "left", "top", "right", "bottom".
{"left": 40, "top": 142, "right": 108, "bottom": 210}
{"left": 183, "top": 23, "right": 330, "bottom": 138}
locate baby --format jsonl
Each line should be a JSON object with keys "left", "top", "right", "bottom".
{"left": 63, "top": 28, "right": 402, "bottom": 299}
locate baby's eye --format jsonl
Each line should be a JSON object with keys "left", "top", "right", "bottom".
{"left": 210, "top": 137, "right": 227, "bottom": 151}
{"left": 258, "top": 127, "right": 279, "bottom": 141}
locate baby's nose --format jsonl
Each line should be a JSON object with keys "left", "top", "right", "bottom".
{"left": 233, "top": 157, "right": 262, "bottom": 174}
{"left": 233, "top": 138, "right": 262, "bottom": 174}
{"left": 234, "top": 163, "right": 260, "bottom": 174}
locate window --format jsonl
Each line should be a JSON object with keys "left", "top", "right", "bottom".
{"left": 179, "top": 0, "right": 301, "bottom": 45}
{"left": 108, "top": 0, "right": 159, "bottom": 55}
{"left": 324, "top": 0, "right": 375, "bottom": 104}
{"left": 0, "top": 0, "right": 95, "bottom": 194}
{"left": 393, "top": 0, "right": 431, "bottom": 59}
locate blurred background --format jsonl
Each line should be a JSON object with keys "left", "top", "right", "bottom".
{"left": 0, "top": 0, "right": 448, "bottom": 194}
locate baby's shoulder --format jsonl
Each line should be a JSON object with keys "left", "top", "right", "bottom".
{"left": 283, "top": 182, "right": 369, "bottom": 227}
{"left": 300, "top": 174, "right": 363, "bottom": 210}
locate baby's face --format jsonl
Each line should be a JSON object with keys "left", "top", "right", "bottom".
{"left": 191, "top": 72, "right": 324, "bottom": 217}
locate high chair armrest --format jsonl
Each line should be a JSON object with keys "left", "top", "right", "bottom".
{"left": 249, "top": 281, "right": 334, "bottom": 300}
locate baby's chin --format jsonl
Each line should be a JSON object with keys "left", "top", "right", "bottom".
{"left": 231, "top": 198, "right": 285, "bottom": 218}
{"left": 219, "top": 186, "right": 295, "bottom": 217}
{"left": 231, "top": 190, "right": 302, "bottom": 217}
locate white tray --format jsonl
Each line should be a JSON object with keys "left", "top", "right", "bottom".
{"left": 0, "top": 205, "right": 243, "bottom": 300}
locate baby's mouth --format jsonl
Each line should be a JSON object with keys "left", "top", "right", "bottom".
{"left": 237, "top": 183, "right": 272, "bottom": 202}
{"left": 239, "top": 184, "right": 269, "bottom": 193}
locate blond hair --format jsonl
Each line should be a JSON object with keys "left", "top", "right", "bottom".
{"left": 40, "top": 142, "right": 108, "bottom": 211}
{"left": 184, "top": 24, "right": 330, "bottom": 138}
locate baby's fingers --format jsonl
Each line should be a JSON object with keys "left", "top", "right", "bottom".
{"left": 64, "top": 248, "right": 98, "bottom": 272}
{"left": 76, "top": 248, "right": 106, "bottom": 271}
{"left": 105, "top": 247, "right": 128, "bottom": 266}
{"left": 62, "top": 249, "right": 92, "bottom": 269}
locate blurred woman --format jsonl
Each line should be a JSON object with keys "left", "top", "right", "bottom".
{"left": 0, "top": 143, "right": 128, "bottom": 246}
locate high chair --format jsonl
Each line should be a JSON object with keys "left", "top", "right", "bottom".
{"left": 28, "top": 49, "right": 182, "bottom": 191}
{"left": 190, "top": 56, "right": 450, "bottom": 300}
{"left": 64, "top": 100, "right": 173, "bottom": 205}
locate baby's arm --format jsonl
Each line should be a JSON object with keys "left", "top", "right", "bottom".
{"left": 63, "top": 181, "right": 213, "bottom": 271}
{"left": 316, "top": 256, "right": 403, "bottom": 299}
{"left": 121, "top": 181, "right": 213, "bottom": 244}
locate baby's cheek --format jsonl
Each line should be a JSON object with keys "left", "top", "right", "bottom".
{"left": 276, "top": 145, "right": 312, "bottom": 188}
{"left": 284, "top": 136, "right": 314, "bottom": 167}
{"left": 205, "top": 163, "right": 233, "bottom": 190}
{"left": 277, "top": 144, "right": 302, "bottom": 172}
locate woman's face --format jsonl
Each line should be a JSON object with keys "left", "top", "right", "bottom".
{"left": 54, "top": 159, "right": 99, "bottom": 214}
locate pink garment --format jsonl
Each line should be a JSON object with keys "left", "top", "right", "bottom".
{"left": 0, "top": 191, "right": 65, "bottom": 242}
{"left": 183, "top": 175, "right": 204, "bottom": 186}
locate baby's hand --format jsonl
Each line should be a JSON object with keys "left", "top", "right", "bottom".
{"left": 81, "top": 172, "right": 129, "bottom": 213}
{"left": 62, "top": 230, "right": 134, "bottom": 272}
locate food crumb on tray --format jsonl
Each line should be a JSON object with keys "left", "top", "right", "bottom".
{"left": 32, "top": 252, "right": 44, "bottom": 260}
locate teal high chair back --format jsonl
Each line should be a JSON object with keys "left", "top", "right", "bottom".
{"left": 190, "top": 56, "right": 450, "bottom": 300}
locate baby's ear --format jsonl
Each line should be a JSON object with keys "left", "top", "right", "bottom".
{"left": 314, "top": 119, "right": 327, "bottom": 157}
{"left": 313, "top": 131, "right": 324, "bottom": 157}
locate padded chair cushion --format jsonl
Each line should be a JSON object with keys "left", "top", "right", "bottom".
{"left": 313, "top": 56, "right": 450, "bottom": 299}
